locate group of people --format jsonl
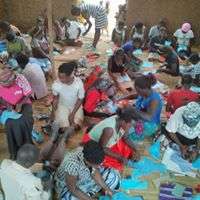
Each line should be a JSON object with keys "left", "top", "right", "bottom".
{"left": 0, "top": 2, "right": 200, "bottom": 200}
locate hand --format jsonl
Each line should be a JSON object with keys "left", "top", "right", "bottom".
{"left": 180, "top": 146, "right": 188, "bottom": 159}
{"left": 105, "top": 188, "right": 113, "bottom": 197}
{"left": 68, "top": 112, "right": 75, "bottom": 126}
{"left": 30, "top": 163, "right": 44, "bottom": 173}
{"left": 15, "top": 104, "right": 22, "bottom": 113}
{"left": 82, "top": 31, "right": 88, "bottom": 36}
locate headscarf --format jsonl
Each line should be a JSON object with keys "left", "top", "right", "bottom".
{"left": 95, "top": 78, "right": 111, "bottom": 91}
{"left": 0, "top": 67, "right": 15, "bottom": 87}
{"left": 181, "top": 23, "right": 191, "bottom": 33}
{"left": 179, "top": 102, "right": 200, "bottom": 137}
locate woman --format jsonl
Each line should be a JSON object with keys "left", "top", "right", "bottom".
{"left": 30, "top": 27, "right": 51, "bottom": 74}
{"left": 84, "top": 78, "right": 116, "bottom": 118}
{"left": 55, "top": 140, "right": 120, "bottom": 200}
{"left": 82, "top": 108, "right": 140, "bottom": 171}
{"left": 157, "top": 46, "right": 179, "bottom": 76}
{"left": 71, "top": 3, "right": 108, "bottom": 48}
{"left": 166, "top": 75, "right": 199, "bottom": 114}
{"left": 0, "top": 67, "right": 33, "bottom": 159}
{"left": 108, "top": 48, "right": 133, "bottom": 93}
{"left": 128, "top": 74, "right": 163, "bottom": 141}
{"left": 165, "top": 102, "right": 200, "bottom": 162}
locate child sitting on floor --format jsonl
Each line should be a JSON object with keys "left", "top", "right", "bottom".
{"left": 51, "top": 61, "right": 85, "bottom": 131}
{"left": 111, "top": 21, "right": 126, "bottom": 47}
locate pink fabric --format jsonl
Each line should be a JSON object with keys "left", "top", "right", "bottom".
{"left": 0, "top": 74, "right": 32, "bottom": 106}
{"left": 181, "top": 23, "right": 191, "bottom": 33}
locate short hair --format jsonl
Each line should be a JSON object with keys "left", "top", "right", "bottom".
{"left": 6, "top": 32, "right": 15, "bottom": 42}
{"left": 158, "top": 18, "right": 168, "bottom": 27}
{"left": 115, "top": 48, "right": 124, "bottom": 56}
{"left": 132, "top": 37, "right": 142, "bottom": 44}
{"left": 16, "top": 144, "right": 40, "bottom": 168}
{"left": 135, "top": 73, "right": 157, "bottom": 89}
{"left": 71, "top": 6, "right": 81, "bottom": 16}
{"left": 116, "top": 107, "right": 134, "bottom": 123}
{"left": 189, "top": 53, "right": 200, "bottom": 65}
{"left": 16, "top": 53, "right": 29, "bottom": 68}
{"left": 135, "top": 22, "right": 143, "bottom": 29}
{"left": 0, "top": 21, "right": 10, "bottom": 31}
{"left": 58, "top": 61, "right": 77, "bottom": 76}
{"left": 118, "top": 21, "right": 125, "bottom": 27}
{"left": 83, "top": 140, "right": 105, "bottom": 165}
{"left": 181, "top": 74, "right": 192, "bottom": 85}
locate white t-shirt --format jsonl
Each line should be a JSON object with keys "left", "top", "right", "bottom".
{"left": 0, "top": 160, "right": 49, "bottom": 200}
{"left": 67, "top": 21, "right": 80, "bottom": 40}
{"left": 173, "top": 29, "right": 194, "bottom": 46}
{"left": 52, "top": 77, "right": 84, "bottom": 109}
{"left": 148, "top": 25, "right": 160, "bottom": 39}
{"left": 166, "top": 106, "right": 200, "bottom": 139}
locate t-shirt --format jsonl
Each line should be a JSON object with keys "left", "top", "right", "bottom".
{"left": 167, "top": 88, "right": 199, "bottom": 112}
{"left": 174, "top": 29, "right": 194, "bottom": 46}
{"left": 148, "top": 25, "right": 160, "bottom": 39}
{"left": 52, "top": 77, "right": 84, "bottom": 109}
{"left": 190, "top": 62, "right": 200, "bottom": 78}
{"left": 166, "top": 106, "right": 200, "bottom": 139}
{"left": 67, "top": 21, "right": 80, "bottom": 40}
{"left": 122, "top": 40, "right": 136, "bottom": 54}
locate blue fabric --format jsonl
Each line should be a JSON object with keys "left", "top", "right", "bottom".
{"left": 31, "top": 130, "right": 44, "bottom": 144}
{"left": 122, "top": 41, "right": 135, "bottom": 54}
{"left": 148, "top": 140, "right": 161, "bottom": 160}
{"left": 192, "top": 194, "right": 200, "bottom": 200}
{"left": 135, "top": 91, "right": 163, "bottom": 124}
{"left": 0, "top": 41, "right": 7, "bottom": 52}
{"left": 142, "top": 61, "right": 154, "bottom": 68}
{"left": 133, "top": 49, "right": 143, "bottom": 55}
{"left": 0, "top": 110, "right": 22, "bottom": 125}
{"left": 8, "top": 58, "right": 18, "bottom": 69}
{"left": 170, "top": 151, "right": 193, "bottom": 172}
{"left": 128, "top": 157, "right": 166, "bottom": 178}
{"left": 29, "top": 57, "right": 51, "bottom": 72}
{"left": 99, "top": 192, "right": 143, "bottom": 200}
{"left": 192, "top": 157, "right": 200, "bottom": 169}
{"left": 128, "top": 122, "right": 158, "bottom": 141}
{"left": 121, "top": 178, "right": 148, "bottom": 190}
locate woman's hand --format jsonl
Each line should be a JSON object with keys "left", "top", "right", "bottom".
{"left": 105, "top": 188, "right": 113, "bottom": 197}
{"left": 180, "top": 145, "right": 188, "bottom": 159}
{"left": 68, "top": 112, "right": 75, "bottom": 126}
{"left": 15, "top": 103, "right": 22, "bottom": 113}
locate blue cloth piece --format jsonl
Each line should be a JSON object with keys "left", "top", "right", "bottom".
{"left": 32, "top": 130, "right": 44, "bottom": 144}
{"left": 8, "top": 58, "right": 18, "bottom": 69}
{"left": 148, "top": 140, "right": 161, "bottom": 160}
{"left": 142, "top": 61, "right": 154, "bottom": 68}
{"left": 192, "top": 157, "right": 200, "bottom": 169}
{"left": 133, "top": 49, "right": 143, "bottom": 55}
{"left": 130, "top": 157, "right": 166, "bottom": 178}
{"left": 99, "top": 192, "right": 143, "bottom": 200}
{"left": 121, "top": 178, "right": 148, "bottom": 190}
{"left": 0, "top": 110, "right": 22, "bottom": 125}
{"left": 170, "top": 151, "right": 193, "bottom": 172}
{"left": 177, "top": 44, "right": 187, "bottom": 52}
{"left": 192, "top": 194, "right": 200, "bottom": 200}
{"left": 190, "top": 86, "right": 200, "bottom": 93}
{"left": 164, "top": 41, "right": 172, "bottom": 46}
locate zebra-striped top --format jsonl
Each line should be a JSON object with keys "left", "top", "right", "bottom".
{"left": 80, "top": 4, "right": 106, "bottom": 18}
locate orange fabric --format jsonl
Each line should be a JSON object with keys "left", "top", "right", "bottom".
{"left": 82, "top": 133, "right": 134, "bottom": 171}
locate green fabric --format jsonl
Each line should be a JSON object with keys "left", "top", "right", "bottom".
{"left": 7, "top": 39, "right": 22, "bottom": 55}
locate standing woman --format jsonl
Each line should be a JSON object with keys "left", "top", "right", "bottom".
{"left": 71, "top": 3, "right": 108, "bottom": 48}
{"left": 0, "top": 67, "right": 33, "bottom": 159}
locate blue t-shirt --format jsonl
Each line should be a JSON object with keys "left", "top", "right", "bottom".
{"left": 122, "top": 40, "right": 136, "bottom": 54}
{"left": 135, "top": 91, "right": 163, "bottom": 124}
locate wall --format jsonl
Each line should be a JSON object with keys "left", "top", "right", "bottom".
{"left": 5, "top": 0, "right": 78, "bottom": 32}
{"left": 0, "top": 0, "right": 5, "bottom": 19}
{"left": 126, "top": 0, "right": 200, "bottom": 43}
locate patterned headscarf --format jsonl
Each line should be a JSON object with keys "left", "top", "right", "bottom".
{"left": 179, "top": 102, "right": 200, "bottom": 137}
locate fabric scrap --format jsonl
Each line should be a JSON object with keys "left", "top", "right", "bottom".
{"left": 121, "top": 178, "right": 148, "bottom": 190}
{"left": 99, "top": 192, "right": 144, "bottom": 200}
{"left": 148, "top": 140, "right": 161, "bottom": 160}
{"left": 192, "top": 157, "right": 200, "bottom": 169}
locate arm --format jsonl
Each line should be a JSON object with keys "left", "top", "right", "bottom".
{"left": 99, "top": 128, "right": 128, "bottom": 164}
{"left": 108, "top": 58, "right": 118, "bottom": 83}
{"left": 159, "top": 63, "right": 178, "bottom": 76}
{"left": 65, "top": 174, "right": 95, "bottom": 200}
{"left": 82, "top": 13, "right": 92, "bottom": 36}
{"left": 77, "top": 28, "right": 81, "bottom": 39}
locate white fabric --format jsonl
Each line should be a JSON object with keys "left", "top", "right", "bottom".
{"left": 67, "top": 21, "right": 80, "bottom": 40}
{"left": 23, "top": 62, "right": 48, "bottom": 99}
{"left": 148, "top": 25, "right": 160, "bottom": 39}
{"left": 174, "top": 28, "right": 194, "bottom": 46}
{"left": 0, "top": 160, "right": 49, "bottom": 200}
{"left": 166, "top": 106, "right": 200, "bottom": 139}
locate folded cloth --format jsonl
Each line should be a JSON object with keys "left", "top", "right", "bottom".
{"left": 0, "top": 110, "right": 22, "bottom": 125}
{"left": 100, "top": 192, "right": 144, "bottom": 200}
{"left": 192, "top": 156, "right": 200, "bottom": 169}
{"left": 148, "top": 140, "right": 161, "bottom": 160}
{"left": 121, "top": 178, "right": 148, "bottom": 190}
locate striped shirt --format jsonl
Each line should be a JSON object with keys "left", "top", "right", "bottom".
{"left": 80, "top": 4, "right": 106, "bottom": 19}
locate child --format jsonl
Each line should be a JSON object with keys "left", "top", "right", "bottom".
{"left": 157, "top": 46, "right": 179, "bottom": 76}
{"left": 111, "top": 21, "right": 126, "bottom": 47}
{"left": 51, "top": 61, "right": 85, "bottom": 130}
{"left": 174, "top": 22, "right": 194, "bottom": 58}
{"left": 16, "top": 53, "right": 48, "bottom": 100}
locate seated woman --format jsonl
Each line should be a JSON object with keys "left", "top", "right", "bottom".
{"left": 30, "top": 27, "right": 52, "bottom": 74}
{"left": 174, "top": 22, "right": 194, "bottom": 59}
{"left": 0, "top": 67, "right": 33, "bottom": 160}
{"left": 55, "top": 140, "right": 120, "bottom": 200}
{"left": 166, "top": 75, "right": 199, "bottom": 114}
{"left": 149, "top": 26, "right": 171, "bottom": 53}
{"left": 157, "top": 46, "right": 179, "bottom": 76}
{"left": 84, "top": 78, "right": 116, "bottom": 118}
{"left": 16, "top": 53, "right": 48, "bottom": 100}
{"left": 108, "top": 48, "right": 133, "bottom": 93}
{"left": 128, "top": 74, "right": 163, "bottom": 141}
{"left": 131, "top": 22, "right": 147, "bottom": 48}
{"left": 165, "top": 102, "right": 200, "bottom": 162}
{"left": 82, "top": 108, "right": 140, "bottom": 171}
